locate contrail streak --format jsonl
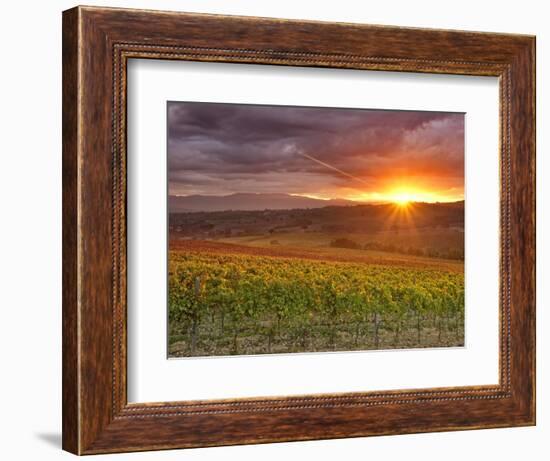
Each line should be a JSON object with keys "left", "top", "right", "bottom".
{"left": 298, "top": 152, "right": 370, "bottom": 186}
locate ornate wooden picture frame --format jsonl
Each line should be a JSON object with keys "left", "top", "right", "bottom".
{"left": 62, "top": 5, "right": 535, "bottom": 455}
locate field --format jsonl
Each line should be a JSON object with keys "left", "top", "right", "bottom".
{"left": 168, "top": 235, "right": 465, "bottom": 357}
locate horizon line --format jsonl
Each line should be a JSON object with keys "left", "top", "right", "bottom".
{"left": 169, "top": 191, "right": 465, "bottom": 204}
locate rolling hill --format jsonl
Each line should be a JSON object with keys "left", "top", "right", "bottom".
{"left": 168, "top": 193, "right": 358, "bottom": 212}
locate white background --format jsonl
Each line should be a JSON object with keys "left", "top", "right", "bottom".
{"left": 128, "top": 60, "right": 499, "bottom": 402}
{"left": 0, "top": 0, "right": 546, "bottom": 460}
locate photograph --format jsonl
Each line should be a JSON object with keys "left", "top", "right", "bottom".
{"left": 167, "top": 102, "right": 466, "bottom": 358}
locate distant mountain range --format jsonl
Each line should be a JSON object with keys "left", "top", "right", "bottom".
{"left": 169, "top": 193, "right": 360, "bottom": 212}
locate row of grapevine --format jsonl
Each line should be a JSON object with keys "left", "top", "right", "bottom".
{"left": 168, "top": 250, "right": 464, "bottom": 356}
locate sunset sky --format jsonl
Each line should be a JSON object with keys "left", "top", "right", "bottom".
{"left": 167, "top": 102, "right": 464, "bottom": 204}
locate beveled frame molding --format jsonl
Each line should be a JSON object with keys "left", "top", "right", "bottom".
{"left": 62, "top": 5, "right": 535, "bottom": 455}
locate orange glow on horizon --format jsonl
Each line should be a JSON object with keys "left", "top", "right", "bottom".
{"left": 290, "top": 181, "right": 464, "bottom": 205}
{"left": 346, "top": 188, "right": 462, "bottom": 205}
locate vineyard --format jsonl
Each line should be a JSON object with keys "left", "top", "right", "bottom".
{"left": 168, "top": 246, "right": 464, "bottom": 357}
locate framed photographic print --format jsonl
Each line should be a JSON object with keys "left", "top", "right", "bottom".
{"left": 62, "top": 6, "right": 535, "bottom": 455}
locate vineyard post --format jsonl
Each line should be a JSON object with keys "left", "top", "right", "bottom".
{"left": 191, "top": 275, "right": 202, "bottom": 354}
{"left": 416, "top": 311, "right": 421, "bottom": 344}
{"left": 373, "top": 311, "right": 380, "bottom": 349}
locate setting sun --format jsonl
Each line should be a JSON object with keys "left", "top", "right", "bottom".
{"left": 392, "top": 193, "right": 413, "bottom": 206}
{"left": 382, "top": 186, "right": 456, "bottom": 205}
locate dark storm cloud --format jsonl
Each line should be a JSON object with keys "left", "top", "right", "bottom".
{"left": 167, "top": 101, "right": 464, "bottom": 198}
